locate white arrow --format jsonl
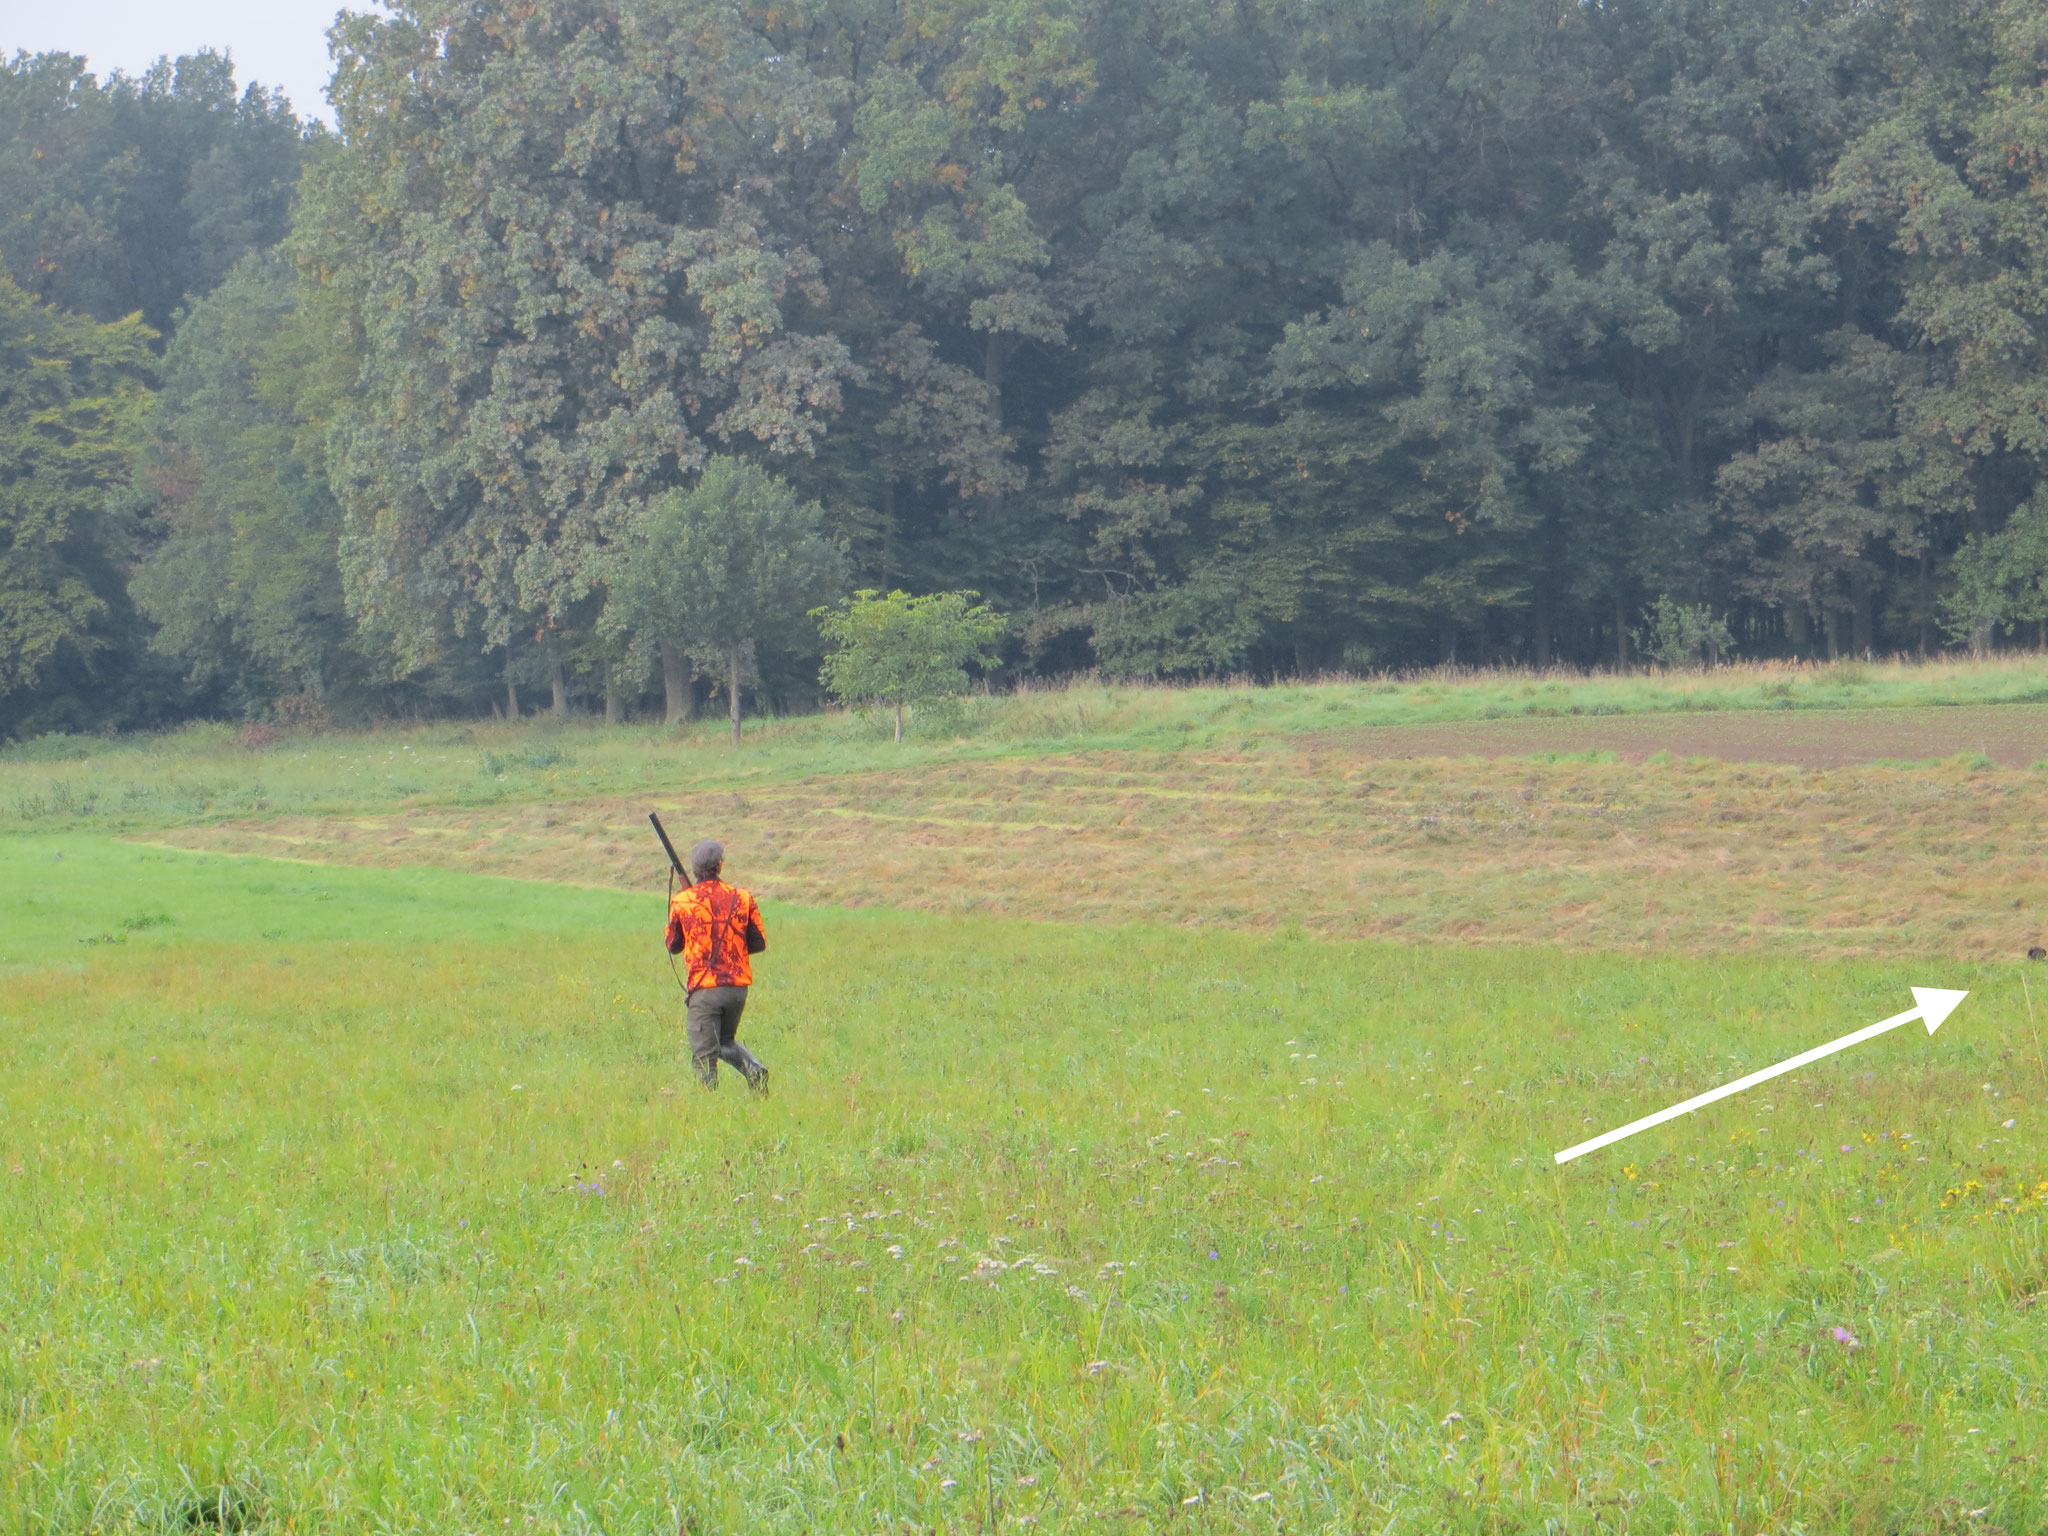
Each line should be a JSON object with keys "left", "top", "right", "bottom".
{"left": 1554, "top": 987, "right": 1969, "bottom": 1166}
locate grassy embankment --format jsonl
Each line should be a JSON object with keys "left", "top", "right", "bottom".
{"left": 4, "top": 660, "right": 2047, "bottom": 1532}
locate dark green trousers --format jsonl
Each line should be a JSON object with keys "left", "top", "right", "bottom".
{"left": 686, "top": 986, "right": 765, "bottom": 1087}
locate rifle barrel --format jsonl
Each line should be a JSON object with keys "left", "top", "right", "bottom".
{"left": 648, "top": 812, "right": 691, "bottom": 886}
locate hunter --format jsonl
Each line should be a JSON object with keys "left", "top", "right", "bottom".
{"left": 665, "top": 839, "right": 770, "bottom": 1090}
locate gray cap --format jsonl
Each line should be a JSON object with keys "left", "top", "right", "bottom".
{"left": 688, "top": 839, "right": 725, "bottom": 878}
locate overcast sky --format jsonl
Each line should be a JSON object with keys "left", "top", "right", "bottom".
{"left": 2, "top": 0, "right": 365, "bottom": 125}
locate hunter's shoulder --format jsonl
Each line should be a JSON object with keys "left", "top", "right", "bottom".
{"left": 716, "top": 881, "right": 761, "bottom": 914}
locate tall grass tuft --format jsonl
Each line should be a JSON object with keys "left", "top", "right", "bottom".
{"left": 480, "top": 744, "right": 577, "bottom": 775}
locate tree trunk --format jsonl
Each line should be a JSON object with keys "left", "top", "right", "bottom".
{"left": 1823, "top": 607, "right": 1842, "bottom": 661}
{"left": 1614, "top": 593, "right": 1628, "bottom": 671}
{"left": 550, "top": 648, "right": 569, "bottom": 718}
{"left": 880, "top": 481, "right": 895, "bottom": 589}
{"left": 982, "top": 337, "right": 1009, "bottom": 518}
{"left": 603, "top": 662, "right": 620, "bottom": 725}
{"left": 1786, "top": 604, "right": 1810, "bottom": 659}
{"left": 984, "top": 337, "right": 1004, "bottom": 419}
{"left": 893, "top": 701, "right": 903, "bottom": 743}
{"left": 1532, "top": 582, "right": 1553, "bottom": 668}
{"left": 1918, "top": 550, "right": 1932, "bottom": 658}
{"left": 729, "top": 643, "right": 743, "bottom": 745}
{"left": 504, "top": 650, "right": 520, "bottom": 720}
{"left": 1850, "top": 569, "right": 1875, "bottom": 657}
{"left": 660, "top": 642, "right": 691, "bottom": 726}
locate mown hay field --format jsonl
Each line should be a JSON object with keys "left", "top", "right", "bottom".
{"left": 4, "top": 671, "right": 2047, "bottom": 1533}
{"left": 149, "top": 731, "right": 2048, "bottom": 960}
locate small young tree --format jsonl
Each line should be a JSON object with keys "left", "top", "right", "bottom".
{"left": 1944, "top": 500, "right": 2048, "bottom": 655}
{"left": 815, "top": 589, "right": 1007, "bottom": 740}
{"left": 1945, "top": 535, "right": 2008, "bottom": 657}
{"left": 1634, "top": 596, "right": 1734, "bottom": 669}
{"left": 604, "top": 457, "right": 843, "bottom": 741}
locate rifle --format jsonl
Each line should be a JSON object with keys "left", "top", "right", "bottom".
{"left": 648, "top": 812, "right": 692, "bottom": 888}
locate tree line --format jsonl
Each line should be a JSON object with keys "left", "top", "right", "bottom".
{"left": 4, "top": 0, "right": 2047, "bottom": 739}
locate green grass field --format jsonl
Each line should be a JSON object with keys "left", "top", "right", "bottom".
{"left": 6, "top": 673, "right": 2048, "bottom": 1533}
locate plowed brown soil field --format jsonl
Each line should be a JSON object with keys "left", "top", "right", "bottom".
{"left": 148, "top": 721, "right": 2048, "bottom": 961}
{"left": 1315, "top": 702, "right": 2048, "bottom": 766}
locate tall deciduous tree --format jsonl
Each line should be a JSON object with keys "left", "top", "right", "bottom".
{"left": 0, "top": 51, "right": 311, "bottom": 333}
{"left": 1828, "top": 3, "right": 2048, "bottom": 564}
{"left": 0, "top": 274, "right": 153, "bottom": 700}
{"left": 1716, "top": 332, "right": 1960, "bottom": 657}
{"left": 129, "top": 251, "right": 364, "bottom": 710}
{"left": 304, "top": 0, "right": 855, "bottom": 678}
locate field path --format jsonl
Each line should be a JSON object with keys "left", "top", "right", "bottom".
{"left": 144, "top": 732, "right": 2048, "bottom": 960}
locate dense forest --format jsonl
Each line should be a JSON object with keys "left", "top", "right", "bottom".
{"left": 3, "top": 0, "right": 2047, "bottom": 737}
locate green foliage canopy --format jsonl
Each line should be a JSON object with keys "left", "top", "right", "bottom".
{"left": 0, "top": 50, "right": 310, "bottom": 332}
{"left": 128, "top": 251, "right": 362, "bottom": 711}
{"left": 303, "top": 0, "right": 855, "bottom": 671}
{"left": 19, "top": 0, "right": 2048, "bottom": 740}
{"left": 1944, "top": 499, "right": 2048, "bottom": 652}
{"left": 0, "top": 274, "right": 153, "bottom": 695}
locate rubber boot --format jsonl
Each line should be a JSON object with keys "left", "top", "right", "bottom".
{"left": 720, "top": 1041, "right": 769, "bottom": 1092}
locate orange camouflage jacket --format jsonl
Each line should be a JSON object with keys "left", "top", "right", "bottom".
{"left": 665, "top": 879, "right": 766, "bottom": 990}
